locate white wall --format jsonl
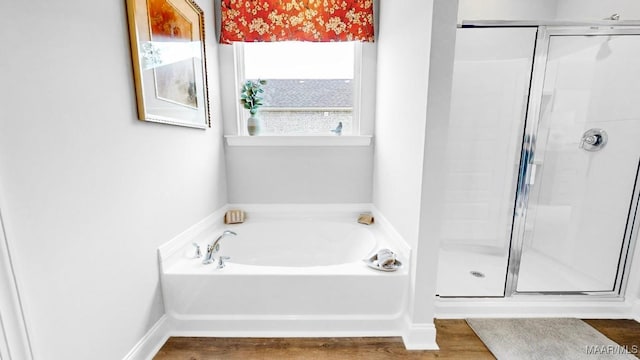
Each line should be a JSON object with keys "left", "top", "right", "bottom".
{"left": 414, "top": 0, "right": 459, "bottom": 329}
{"left": 374, "top": 0, "right": 431, "bottom": 251}
{"left": 374, "top": 0, "right": 457, "bottom": 347}
{"left": 374, "top": 0, "right": 430, "bottom": 329}
{"left": 458, "top": 0, "right": 640, "bottom": 22}
{"left": 0, "top": 0, "right": 227, "bottom": 359}
{"left": 458, "top": 0, "right": 558, "bottom": 23}
{"left": 225, "top": 146, "right": 372, "bottom": 204}
{"left": 556, "top": 0, "right": 640, "bottom": 21}
{"left": 374, "top": 0, "right": 433, "bottom": 339}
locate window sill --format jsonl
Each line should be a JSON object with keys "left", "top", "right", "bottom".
{"left": 224, "top": 135, "right": 372, "bottom": 147}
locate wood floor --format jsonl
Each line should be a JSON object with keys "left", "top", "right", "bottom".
{"left": 154, "top": 319, "right": 640, "bottom": 359}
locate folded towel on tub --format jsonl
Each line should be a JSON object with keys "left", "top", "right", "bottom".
{"left": 376, "top": 249, "right": 397, "bottom": 268}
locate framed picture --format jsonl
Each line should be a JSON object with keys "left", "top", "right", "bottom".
{"left": 126, "top": 0, "right": 210, "bottom": 128}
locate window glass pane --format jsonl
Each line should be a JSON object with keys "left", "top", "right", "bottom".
{"left": 244, "top": 41, "right": 354, "bottom": 79}
{"left": 242, "top": 42, "right": 355, "bottom": 135}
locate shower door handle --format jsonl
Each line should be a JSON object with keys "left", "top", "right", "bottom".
{"left": 527, "top": 163, "right": 541, "bottom": 185}
{"left": 527, "top": 164, "right": 536, "bottom": 185}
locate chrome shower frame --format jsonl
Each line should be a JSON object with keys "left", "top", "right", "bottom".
{"left": 502, "top": 25, "right": 640, "bottom": 298}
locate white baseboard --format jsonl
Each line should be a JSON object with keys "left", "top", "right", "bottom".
{"left": 435, "top": 297, "right": 635, "bottom": 319}
{"left": 402, "top": 321, "right": 438, "bottom": 350}
{"left": 122, "top": 315, "right": 170, "bottom": 360}
{"left": 634, "top": 299, "right": 640, "bottom": 322}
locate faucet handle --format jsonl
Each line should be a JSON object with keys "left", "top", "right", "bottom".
{"left": 192, "top": 243, "right": 202, "bottom": 258}
{"left": 217, "top": 256, "right": 231, "bottom": 269}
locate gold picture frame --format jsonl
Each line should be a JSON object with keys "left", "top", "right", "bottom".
{"left": 126, "top": 0, "right": 210, "bottom": 128}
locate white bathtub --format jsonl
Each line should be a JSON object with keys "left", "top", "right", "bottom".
{"left": 159, "top": 206, "right": 410, "bottom": 336}
{"left": 223, "top": 218, "right": 377, "bottom": 267}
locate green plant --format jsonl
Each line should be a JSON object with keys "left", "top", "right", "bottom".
{"left": 240, "top": 79, "right": 267, "bottom": 116}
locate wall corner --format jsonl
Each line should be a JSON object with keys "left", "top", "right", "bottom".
{"left": 402, "top": 317, "right": 439, "bottom": 350}
{"left": 122, "top": 315, "right": 171, "bottom": 360}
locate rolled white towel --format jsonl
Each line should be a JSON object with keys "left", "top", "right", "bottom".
{"left": 376, "top": 249, "right": 396, "bottom": 268}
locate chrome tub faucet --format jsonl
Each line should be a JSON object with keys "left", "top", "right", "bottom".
{"left": 203, "top": 230, "right": 237, "bottom": 265}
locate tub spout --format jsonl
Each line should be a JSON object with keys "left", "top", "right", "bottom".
{"left": 203, "top": 230, "right": 237, "bottom": 265}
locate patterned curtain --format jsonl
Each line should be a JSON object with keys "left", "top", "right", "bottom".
{"left": 220, "top": 0, "right": 374, "bottom": 43}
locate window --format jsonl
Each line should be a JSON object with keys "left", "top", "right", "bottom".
{"left": 235, "top": 41, "right": 361, "bottom": 136}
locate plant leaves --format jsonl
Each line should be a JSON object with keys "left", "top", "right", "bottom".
{"left": 240, "top": 79, "right": 266, "bottom": 115}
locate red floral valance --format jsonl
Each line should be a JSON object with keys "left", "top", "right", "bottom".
{"left": 220, "top": 0, "right": 374, "bottom": 44}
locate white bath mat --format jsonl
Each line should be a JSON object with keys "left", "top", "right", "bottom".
{"left": 466, "top": 318, "right": 637, "bottom": 360}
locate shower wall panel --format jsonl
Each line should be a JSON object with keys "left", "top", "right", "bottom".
{"left": 436, "top": 27, "right": 536, "bottom": 297}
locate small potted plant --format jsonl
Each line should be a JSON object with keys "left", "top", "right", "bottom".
{"left": 240, "top": 79, "right": 267, "bottom": 136}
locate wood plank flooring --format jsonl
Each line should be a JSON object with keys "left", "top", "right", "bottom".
{"left": 154, "top": 319, "right": 640, "bottom": 359}
{"left": 585, "top": 319, "right": 640, "bottom": 355}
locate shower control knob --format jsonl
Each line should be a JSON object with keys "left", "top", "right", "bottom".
{"left": 580, "top": 128, "right": 608, "bottom": 151}
{"left": 583, "top": 135, "right": 599, "bottom": 145}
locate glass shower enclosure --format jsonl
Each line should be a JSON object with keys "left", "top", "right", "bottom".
{"left": 436, "top": 25, "right": 640, "bottom": 298}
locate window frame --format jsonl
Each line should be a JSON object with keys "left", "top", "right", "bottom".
{"left": 233, "top": 41, "right": 363, "bottom": 136}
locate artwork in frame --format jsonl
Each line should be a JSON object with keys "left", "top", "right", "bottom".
{"left": 126, "top": 0, "right": 210, "bottom": 128}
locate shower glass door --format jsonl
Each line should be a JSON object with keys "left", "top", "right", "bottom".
{"left": 514, "top": 28, "right": 640, "bottom": 293}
